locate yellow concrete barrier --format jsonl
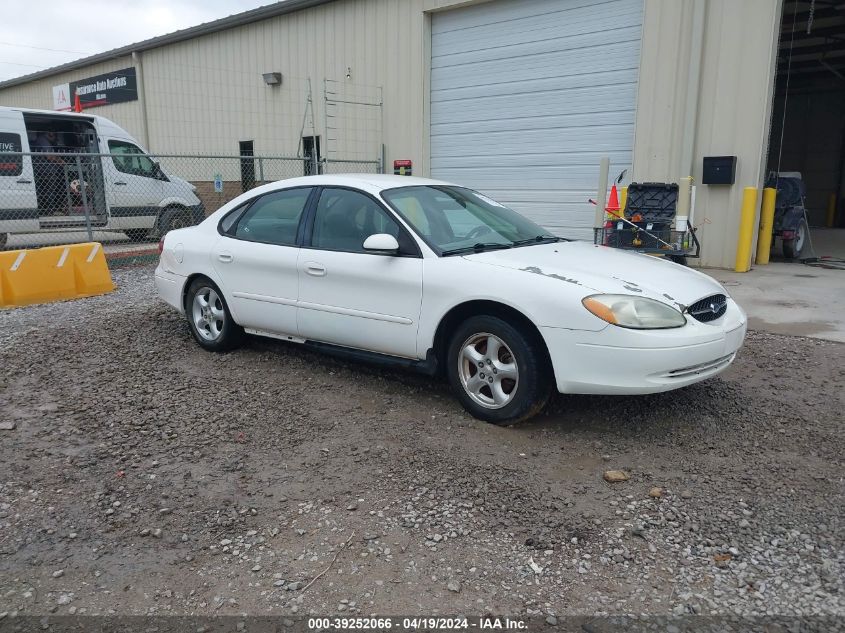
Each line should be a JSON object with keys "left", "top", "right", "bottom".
{"left": 734, "top": 187, "right": 758, "bottom": 273}
{"left": 755, "top": 187, "right": 776, "bottom": 265}
{"left": 0, "top": 242, "right": 115, "bottom": 308}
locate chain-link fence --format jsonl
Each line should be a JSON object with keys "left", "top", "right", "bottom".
{"left": 0, "top": 151, "right": 381, "bottom": 251}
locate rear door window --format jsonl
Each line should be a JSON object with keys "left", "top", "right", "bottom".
{"left": 232, "top": 187, "right": 312, "bottom": 246}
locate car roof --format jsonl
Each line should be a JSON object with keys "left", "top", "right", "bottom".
{"left": 266, "top": 173, "right": 457, "bottom": 192}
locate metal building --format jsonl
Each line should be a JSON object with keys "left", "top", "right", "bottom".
{"left": 2, "top": 0, "right": 838, "bottom": 269}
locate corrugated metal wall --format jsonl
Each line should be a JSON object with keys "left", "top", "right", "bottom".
{"left": 634, "top": 0, "right": 782, "bottom": 268}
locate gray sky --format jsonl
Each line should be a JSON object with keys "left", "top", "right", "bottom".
{"left": 0, "top": 0, "right": 278, "bottom": 81}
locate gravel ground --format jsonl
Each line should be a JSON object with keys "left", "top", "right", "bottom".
{"left": 0, "top": 265, "right": 842, "bottom": 624}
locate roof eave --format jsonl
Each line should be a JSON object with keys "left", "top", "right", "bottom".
{"left": 0, "top": 0, "right": 333, "bottom": 90}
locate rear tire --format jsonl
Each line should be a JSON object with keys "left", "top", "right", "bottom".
{"left": 185, "top": 278, "right": 243, "bottom": 352}
{"left": 783, "top": 217, "right": 808, "bottom": 259}
{"left": 125, "top": 229, "right": 149, "bottom": 242}
{"left": 0, "top": 233, "right": 6, "bottom": 249}
{"left": 160, "top": 207, "right": 193, "bottom": 234}
{"left": 446, "top": 315, "right": 552, "bottom": 425}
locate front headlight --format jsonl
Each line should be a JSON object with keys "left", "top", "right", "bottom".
{"left": 582, "top": 294, "right": 686, "bottom": 329}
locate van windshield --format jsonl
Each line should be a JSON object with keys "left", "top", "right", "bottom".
{"left": 381, "top": 185, "right": 558, "bottom": 256}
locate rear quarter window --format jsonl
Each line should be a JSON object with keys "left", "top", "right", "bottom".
{"left": 0, "top": 132, "right": 23, "bottom": 177}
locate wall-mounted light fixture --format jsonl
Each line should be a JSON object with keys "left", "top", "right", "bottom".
{"left": 262, "top": 72, "right": 283, "bottom": 86}
{"left": 346, "top": 67, "right": 352, "bottom": 80}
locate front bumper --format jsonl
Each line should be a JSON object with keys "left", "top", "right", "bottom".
{"left": 541, "top": 298, "right": 747, "bottom": 395}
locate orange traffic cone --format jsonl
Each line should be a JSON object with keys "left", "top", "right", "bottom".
{"left": 73, "top": 93, "right": 83, "bottom": 113}
{"left": 606, "top": 184, "right": 620, "bottom": 218}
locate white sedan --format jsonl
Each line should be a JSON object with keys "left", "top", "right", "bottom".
{"left": 155, "top": 174, "right": 746, "bottom": 425}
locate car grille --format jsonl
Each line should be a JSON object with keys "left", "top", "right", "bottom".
{"left": 687, "top": 293, "right": 727, "bottom": 322}
{"left": 664, "top": 353, "right": 735, "bottom": 379}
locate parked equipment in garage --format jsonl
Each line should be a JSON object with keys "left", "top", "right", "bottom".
{"left": 593, "top": 179, "right": 700, "bottom": 265}
{"left": 764, "top": 171, "right": 811, "bottom": 259}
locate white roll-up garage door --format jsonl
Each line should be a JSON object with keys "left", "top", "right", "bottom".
{"left": 430, "top": 0, "right": 643, "bottom": 240}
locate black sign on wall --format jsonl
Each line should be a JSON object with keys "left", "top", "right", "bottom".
{"left": 71, "top": 67, "right": 138, "bottom": 109}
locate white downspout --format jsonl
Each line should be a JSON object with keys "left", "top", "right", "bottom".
{"left": 132, "top": 51, "right": 151, "bottom": 149}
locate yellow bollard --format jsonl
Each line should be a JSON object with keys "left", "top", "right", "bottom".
{"left": 734, "top": 187, "right": 758, "bottom": 273}
{"left": 620, "top": 186, "right": 628, "bottom": 213}
{"left": 755, "top": 187, "right": 776, "bottom": 265}
{"left": 827, "top": 193, "right": 837, "bottom": 228}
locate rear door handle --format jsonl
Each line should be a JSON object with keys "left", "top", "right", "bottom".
{"left": 16, "top": 179, "right": 32, "bottom": 184}
{"left": 217, "top": 253, "right": 234, "bottom": 263}
{"left": 305, "top": 262, "right": 326, "bottom": 277}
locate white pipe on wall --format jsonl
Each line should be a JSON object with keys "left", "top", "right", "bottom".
{"left": 132, "top": 51, "right": 151, "bottom": 150}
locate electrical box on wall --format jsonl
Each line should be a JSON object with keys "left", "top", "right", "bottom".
{"left": 394, "top": 159, "right": 412, "bottom": 176}
{"left": 702, "top": 156, "right": 737, "bottom": 185}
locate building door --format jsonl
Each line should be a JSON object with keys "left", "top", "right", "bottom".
{"left": 430, "top": 0, "right": 643, "bottom": 240}
{"left": 239, "top": 140, "right": 255, "bottom": 192}
{"left": 302, "top": 135, "right": 320, "bottom": 176}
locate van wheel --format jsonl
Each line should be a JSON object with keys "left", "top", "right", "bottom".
{"left": 125, "top": 229, "right": 149, "bottom": 242}
{"left": 160, "top": 207, "right": 193, "bottom": 234}
{"left": 446, "top": 315, "right": 552, "bottom": 425}
{"left": 0, "top": 233, "right": 6, "bottom": 249}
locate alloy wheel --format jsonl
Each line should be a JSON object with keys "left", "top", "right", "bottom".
{"left": 192, "top": 286, "right": 225, "bottom": 341}
{"left": 458, "top": 332, "right": 519, "bottom": 409}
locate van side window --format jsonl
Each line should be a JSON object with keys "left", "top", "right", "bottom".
{"left": 0, "top": 133, "right": 23, "bottom": 177}
{"left": 108, "top": 140, "right": 159, "bottom": 179}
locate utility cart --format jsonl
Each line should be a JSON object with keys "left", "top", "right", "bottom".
{"left": 764, "top": 172, "right": 811, "bottom": 260}
{"left": 593, "top": 182, "right": 700, "bottom": 265}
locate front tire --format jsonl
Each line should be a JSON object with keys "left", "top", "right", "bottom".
{"left": 185, "top": 278, "right": 243, "bottom": 352}
{"left": 446, "top": 315, "right": 552, "bottom": 425}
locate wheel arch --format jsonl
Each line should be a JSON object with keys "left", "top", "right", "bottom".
{"left": 431, "top": 300, "right": 553, "bottom": 378}
{"left": 181, "top": 272, "right": 228, "bottom": 315}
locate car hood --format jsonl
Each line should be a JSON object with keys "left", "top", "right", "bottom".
{"left": 463, "top": 241, "right": 725, "bottom": 308}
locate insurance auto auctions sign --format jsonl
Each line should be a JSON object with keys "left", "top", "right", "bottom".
{"left": 52, "top": 67, "right": 138, "bottom": 111}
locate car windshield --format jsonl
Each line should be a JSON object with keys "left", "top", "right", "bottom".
{"left": 381, "top": 185, "right": 559, "bottom": 255}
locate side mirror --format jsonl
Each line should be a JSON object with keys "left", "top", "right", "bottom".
{"left": 363, "top": 233, "right": 400, "bottom": 254}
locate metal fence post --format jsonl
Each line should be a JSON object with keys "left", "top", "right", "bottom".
{"left": 75, "top": 155, "right": 94, "bottom": 242}
{"left": 258, "top": 157, "right": 265, "bottom": 185}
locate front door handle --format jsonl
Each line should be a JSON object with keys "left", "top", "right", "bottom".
{"left": 114, "top": 181, "right": 127, "bottom": 186}
{"left": 305, "top": 262, "right": 326, "bottom": 277}
{"left": 217, "top": 252, "right": 234, "bottom": 263}
{"left": 16, "top": 178, "right": 32, "bottom": 184}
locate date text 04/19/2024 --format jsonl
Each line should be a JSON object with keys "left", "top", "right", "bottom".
{"left": 307, "top": 617, "right": 528, "bottom": 630}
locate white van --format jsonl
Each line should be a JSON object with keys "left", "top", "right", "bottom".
{"left": 0, "top": 106, "right": 203, "bottom": 247}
